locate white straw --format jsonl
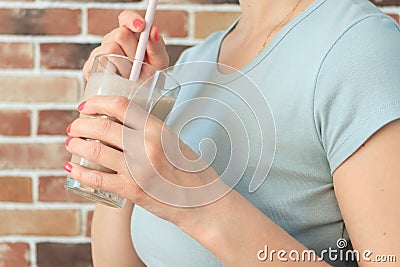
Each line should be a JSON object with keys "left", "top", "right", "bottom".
{"left": 129, "top": 0, "right": 159, "bottom": 82}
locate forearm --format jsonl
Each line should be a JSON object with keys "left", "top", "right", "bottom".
{"left": 91, "top": 201, "right": 145, "bottom": 267}
{"left": 180, "top": 191, "right": 331, "bottom": 267}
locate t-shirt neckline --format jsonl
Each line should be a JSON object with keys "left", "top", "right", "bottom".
{"left": 214, "top": 0, "right": 328, "bottom": 75}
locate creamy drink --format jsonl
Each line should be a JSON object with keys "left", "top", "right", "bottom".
{"left": 65, "top": 56, "right": 179, "bottom": 208}
{"left": 69, "top": 72, "right": 176, "bottom": 173}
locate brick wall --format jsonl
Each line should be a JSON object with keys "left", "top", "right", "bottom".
{"left": 0, "top": 0, "right": 398, "bottom": 266}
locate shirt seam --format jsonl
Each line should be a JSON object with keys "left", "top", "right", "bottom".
{"left": 329, "top": 98, "right": 400, "bottom": 173}
{"left": 312, "top": 14, "right": 399, "bottom": 154}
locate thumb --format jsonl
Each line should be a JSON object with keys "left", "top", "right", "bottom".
{"left": 146, "top": 25, "right": 170, "bottom": 70}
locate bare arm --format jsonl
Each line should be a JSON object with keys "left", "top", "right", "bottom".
{"left": 91, "top": 201, "right": 146, "bottom": 267}
{"left": 180, "top": 189, "right": 331, "bottom": 266}
{"left": 333, "top": 119, "right": 400, "bottom": 266}
{"left": 181, "top": 121, "right": 400, "bottom": 266}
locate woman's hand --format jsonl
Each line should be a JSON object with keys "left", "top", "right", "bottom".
{"left": 83, "top": 10, "right": 169, "bottom": 80}
{"left": 64, "top": 95, "right": 221, "bottom": 223}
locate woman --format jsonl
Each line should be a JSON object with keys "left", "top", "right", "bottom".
{"left": 64, "top": 0, "right": 400, "bottom": 266}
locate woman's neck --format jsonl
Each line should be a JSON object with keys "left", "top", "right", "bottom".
{"left": 218, "top": 0, "right": 315, "bottom": 70}
{"left": 237, "top": 0, "right": 312, "bottom": 35}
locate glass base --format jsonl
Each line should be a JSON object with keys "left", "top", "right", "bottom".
{"left": 65, "top": 177, "right": 126, "bottom": 208}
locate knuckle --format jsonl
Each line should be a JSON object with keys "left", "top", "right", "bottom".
{"left": 95, "top": 118, "right": 112, "bottom": 136}
{"left": 117, "top": 10, "right": 126, "bottom": 22}
{"left": 89, "top": 46, "right": 101, "bottom": 58}
{"left": 118, "top": 10, "right": 138, "bottom": 24}
{"left": 70, "top": 118, "right": 81, "bottom": 131}
{"left": 101, "top": 32, "right": 112, "bottom": 44}
{"left": 108, "top": 42, "right": 122, "bottom": 55}
{"left": 88, "top": 141, "right": 102, "bottom": 161}
{"left": 111, "top": 96, "right": 129, "bottom": 111}
{"left": 113, "top": 27, "right": 130, "bottom": 43}
{"left": 146, "top": 143, "right": 163, "bottom": 164}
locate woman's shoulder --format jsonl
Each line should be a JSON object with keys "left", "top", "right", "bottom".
{"left": 325, "top": 0, "right": 399, "bottom": 36}
{"left": 314, "top": 0, "right": 400, "bottom": 70}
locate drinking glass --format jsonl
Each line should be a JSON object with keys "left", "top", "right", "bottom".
{"left": 65, "top": 54, "right": 180, "bottom": 208}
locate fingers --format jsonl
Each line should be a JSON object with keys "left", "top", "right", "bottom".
{"left": 83, "top": 10, "right": 145, "bottom": 80}
{"left": 79, "top": 96, "right": 152, "bottom": 130}
{"left": 116, "top": 10, "right": 170, "bottom": 71}
{"left": 68, "top": 117, "right": 124, "bottom": 150}
{"left": 83, "top": 10, "right": 170, "bottom": 81}
{"left": 102, "top": 27, "right": 139, "bottom": 59}
{"left": 146, "top": 25, "right": 170, "bottom": 69}
{"left": 66, "top": 162, "right": 126, "bottom": 196}
{"left": 83, "top": 43, "right": 125, "bottom": 80}
{"left": 80, "top": 96, "right": 129, "bottom": 123}
{"left": 118, "top": 10, "right": 145, "bottom": 33}
{"left": 65, "top": 161, "right": 149, "bottom": 204}
{"left": 66, "top": 136, "right": 126, "bottom": 173}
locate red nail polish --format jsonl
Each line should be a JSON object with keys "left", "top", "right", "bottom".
{"left": 133, "top": 19, "right": 144, "bottom": 28}
{"left": 78, "top": 101, "right": 86, "bottom": 111}
{"left": 66, "top": 123, "right": 71, "bottom": 134}
{"left": 154, "top": 28, "right": 160, "bottom": 41}
{"left": 63, "top": 162, "right": 73, "bottom": 173}
{"left": 65, "top": 137, "right": 72, "bottom": 146}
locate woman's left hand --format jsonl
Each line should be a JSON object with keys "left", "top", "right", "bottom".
{"left": 65, "top": 95, "right": 222, "bottom": 224}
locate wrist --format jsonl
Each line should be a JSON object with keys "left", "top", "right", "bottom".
{"left": 176, "top": 188, "right": 239, "bottom": 252}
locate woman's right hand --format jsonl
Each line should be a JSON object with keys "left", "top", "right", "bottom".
{"left": 83, "top": 10, "right": 170, "bottom": 80}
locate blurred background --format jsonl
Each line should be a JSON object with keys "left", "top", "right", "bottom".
{"left": 0, "top": 0, "right": 398, "bottom": 266}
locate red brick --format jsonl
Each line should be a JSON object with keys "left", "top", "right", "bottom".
{"left": 0, "top": 177, "right": 32, "bottom": 203}
{"left": 0, "top": 110, "right": 30, "bottom": 136}
{"left": 39, "top": 176, "right": 90, "bottom": 202}
{"left": 41, "top": 43, "right": 98, "bottom": 70}
{"left": 0, "top": 243, "right": 29, "bottom": 267}
{"left": 88, "top": 9, "right": 187, "bottom": 37}
{"left": 154, "top": 10, "right": 188, "bottom": 37}
{"left": 0, "top": 8, "right": 81, "bottom": 35}
{"left": 0, "top": 43, "right": 33, "bottom": 69}
{"left": 0, "top": 210, "right": 80, "bottom": 236}
{"left": 38, "top": 110, "right": 79, "bottom": 135}
{"left": 87, "top": 9, "right": 120, "bottom": 36}
{"left": 37, "top": 243, "right": 92, "bottom": 267}
{"left": 86, "top": 210, "right": 94, "bottom": 237}
{"left": 194, "top": 11, "right": 240, "bottom": 39}
{"left": 0, "top": 76, "right": 80, "bottom": 103}
{"left": 0, "top": 143, "right": 70, "bottom": 169}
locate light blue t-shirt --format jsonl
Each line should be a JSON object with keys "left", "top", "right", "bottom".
{"left": 131, "top": 0, "right": 400, "bottom": 266}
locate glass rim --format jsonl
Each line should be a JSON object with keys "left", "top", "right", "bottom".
{"left": 94, "top": 53, "right": 158, "bottom": 71}
{"left": 93, "top": 53, "right": 181, "bottom": 94}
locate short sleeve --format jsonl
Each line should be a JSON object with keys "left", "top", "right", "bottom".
{"left": 314, "top": 15, "right": 400, "bottom": 174}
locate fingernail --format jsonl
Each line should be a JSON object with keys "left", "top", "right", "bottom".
{"left": 133, "top": 19, "right": 144, "bottom": 28}
{"left": 63, "top": 162, "right": 73, "bottom": 173}
{"left": 154, "top": 27, "right": 159, "bottom": 41}
{"left": 65, "top": 137, "right": 72, "bottom": 146}
{"left": 78, "top": 101, "right": 86, "bottom": 111}
{"left": 66, "top": 123, "right": 71, "bottom": 134}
